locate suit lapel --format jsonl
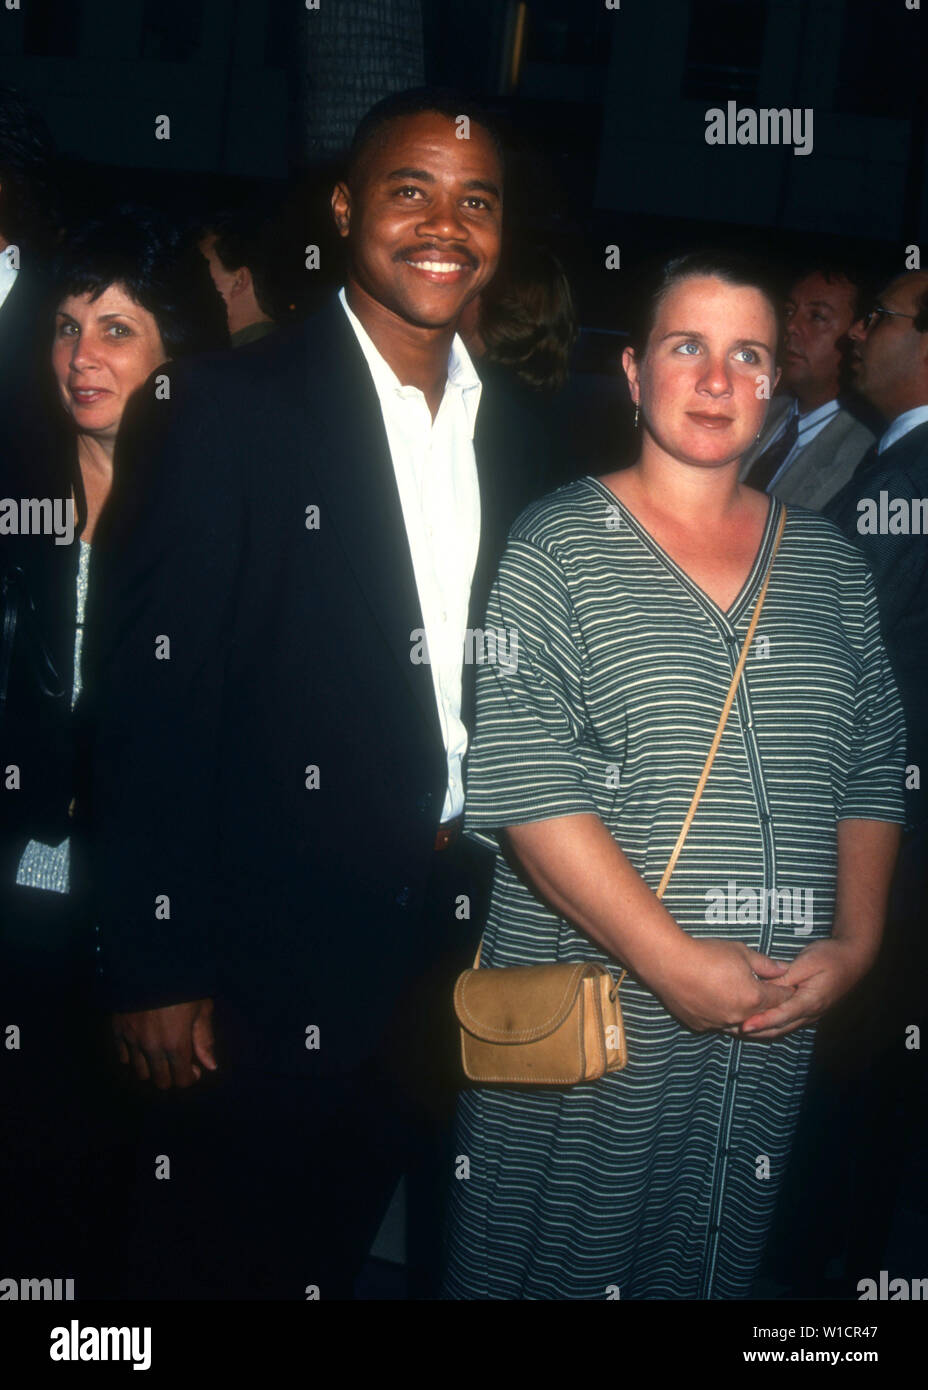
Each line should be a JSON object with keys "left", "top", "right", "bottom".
{"left": 0, "top": 268, "right": 36, "bottom": 346}
{"left": 469, "top": 422, "right": 499, "bottom": 639}
{"left": 740, "top": 395, "right": 792, "bottom": 475}
{"left": 880, "top": 420, "right": 928, "bottom": 468}
{"left": 781, "top": 411, "right": 851, "bottom": 502}
{"left": 291, "top": 297, "right": 442, "bottom": 743}
{"left": 461, "top": 381, "right": 514, "bottom": 737}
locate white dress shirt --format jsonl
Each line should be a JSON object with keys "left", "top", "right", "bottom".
{"left": 0, "top": 254, "right": 18, "bottom": 312}
{"left": 764, "top": 396, "right": 843, "bottom": 490}
{"left": 338, "top": 287, "right": 482, "bottom": 822}
{"left": 878, "top": 404, "right": 928, "bottom": 454}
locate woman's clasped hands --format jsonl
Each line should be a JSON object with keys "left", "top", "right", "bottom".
{"left": 648, "top": 934, "right": 870, "bottom": 1041}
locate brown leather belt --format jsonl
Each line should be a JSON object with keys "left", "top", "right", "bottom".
{"left": 434, "top": 815, "right": 464, "bottom": 852}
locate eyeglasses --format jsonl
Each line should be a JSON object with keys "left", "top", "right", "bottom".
{"left": 862, "top": 304, "right": 918, "bottom": 331}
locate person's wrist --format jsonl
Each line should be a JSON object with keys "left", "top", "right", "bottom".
{"left": 636, "top": 926, "right": 700, "bottom": 997}
{"left": 827, "top": 930, "right": 878, "bottom": 973}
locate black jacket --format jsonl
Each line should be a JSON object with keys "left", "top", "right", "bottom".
{"left": 81, "top": 294, "right": 552, "bottom": 1072}
{"left": 827, "top": 420, "right": 928, "bottom": 831}
{"left": 0, "top": 266, "right": 77, "bottom": 871}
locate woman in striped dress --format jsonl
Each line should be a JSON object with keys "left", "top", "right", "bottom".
{"left": 442, "top": 252, "right": 906, "bottom": 1300}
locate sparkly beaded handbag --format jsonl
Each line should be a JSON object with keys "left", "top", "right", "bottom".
{"left": 454, "top": 507, "right": 787, "bottom": 1085}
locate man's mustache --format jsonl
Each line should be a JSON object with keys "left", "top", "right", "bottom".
{"left": 393, "top": 244, "right": 478, "bottom": 268}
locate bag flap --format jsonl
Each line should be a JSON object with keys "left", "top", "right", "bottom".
{"left": 454, "top": 962, "right": 603, "bottom": 1043}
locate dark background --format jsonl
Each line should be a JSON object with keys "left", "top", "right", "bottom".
{"left": 1, "top": 0, "right": 925, "bottom": 1304}
{"left": 2, "top": 0, "right": 925, "bottom": 464}
{"left": 2, "top": 0, "right": 925, "bottom": 300}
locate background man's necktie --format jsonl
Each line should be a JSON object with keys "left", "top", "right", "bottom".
{"left": 745, "top": 412, "right": 799, "bottom": 491}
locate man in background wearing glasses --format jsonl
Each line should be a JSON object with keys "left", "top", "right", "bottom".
{"left": 815, "top": 268, "right": 928, "bottom": 1291}
{"left": 828, "top": 270, "right": 928, "bottom": 803}
{"left": 762, "top": 269, "right": 928, "bottom": 1299}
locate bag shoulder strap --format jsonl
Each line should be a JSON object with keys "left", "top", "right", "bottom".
{"left": 655, "top": 502, "right": 786, "bottom": 899}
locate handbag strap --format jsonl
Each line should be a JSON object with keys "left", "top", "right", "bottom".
{"left": 472, "top": 502, "right": 787, "bottom": 968}
{"left": 655, "top": 502, "right": 786, "bottom": 899}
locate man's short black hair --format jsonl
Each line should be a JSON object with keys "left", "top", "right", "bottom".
{"left": 0, "top": 83, "right": 57, "bottom": 250}
{"left": 200, "top": 208, "right": 275, "bottom": 319}
{"left": 52, "top": 207, "right": 229, "bottom": 359}
{"left": 789, "top": 260, "right": 875, "bottom": 324}
{"left": 344, "top": 87, "right": 504, "bottom": 190}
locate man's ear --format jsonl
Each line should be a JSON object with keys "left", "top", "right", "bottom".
{"left": 230, "top": 266, "right": 252, "bottom": 301}
{"left": 331, "top": 182, "right": 351, "bottom": 239}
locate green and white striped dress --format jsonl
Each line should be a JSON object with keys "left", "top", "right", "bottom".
{"left": 443, "top": 477, "right": 906, "bottom": 1301}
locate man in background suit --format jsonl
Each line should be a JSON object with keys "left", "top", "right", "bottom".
{"left": 740, "top": 265, "right": 875, "bottom": 508}
{"left": 197, "top": 208, "right": 278, "bottom": 349}
{"left": 1, "top": 85, "right": 62, "bottom": 863}
{"left": 826, "top": 268, "right": 928, "bottom": 1282}
{"left": 828, "top": 269, "right": 928, "bottom": 831}
{"left": 83, "top": 90, "right": 548, "bottom": 1299}
{"left": 0, "top": 85, "right": 59, "bottom": 476}
{"left": 761, "top": 270, "right": 928, "bottom": 1297}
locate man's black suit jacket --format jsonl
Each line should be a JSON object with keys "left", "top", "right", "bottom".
{"left": 82, "top": 294, "right": 551, "bottom": 1074}
{"left": 0, "top": 265, "right": 51, "bottom": 433}
{"left": 0, "top": 266, "right": 77, "bottom": 866}
{"left": 827, "top": 421, "right": 928, "bottom": 832}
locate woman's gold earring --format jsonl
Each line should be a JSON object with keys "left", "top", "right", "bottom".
{"left": 634, "top": 402, "right": 640, "bottom": 429}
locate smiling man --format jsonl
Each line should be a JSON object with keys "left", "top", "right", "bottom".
{"left": 82, "top": 89, "right": 545, "bottom": 1300}
{"left": 332, "top": 103, "right": 503, "bottom": 418}
{"left": 740, "top": 264, "right": 876, "bottom": 507}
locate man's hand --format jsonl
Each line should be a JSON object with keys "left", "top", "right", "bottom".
{"left": 652, "top": 938, "right": 795, "bottom": 1034}
{"left": 112, "top": 999, "right": 218, "bottom": 1089}
{"left": 738, "top": 938, "right": 874, "bottom": 1040}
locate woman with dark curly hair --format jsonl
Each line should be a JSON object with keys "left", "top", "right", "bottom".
{"left": 0, "top": 207, "right": 228, "bottom": 1295}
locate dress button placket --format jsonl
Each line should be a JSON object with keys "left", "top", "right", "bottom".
{"left": 702, "top": 619, "right": 766, "bottom": 1300}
